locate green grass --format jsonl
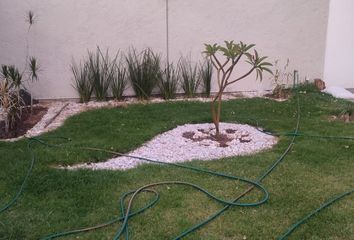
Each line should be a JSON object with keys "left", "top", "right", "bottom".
{"left": 0, "top": 90, "right": 353, "bottom": 239}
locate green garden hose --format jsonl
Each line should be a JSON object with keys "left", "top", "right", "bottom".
{"left": 40, "top": 95, "right": 302, "bottom": 239}
{"left": 1, "top": 93, "right": 353, "bottom": 240}
{"left": 278, "top": 188, "right": 354, "bottom": 240}
{"left": 0, "top": 140, "right": 35, "bottom": 214}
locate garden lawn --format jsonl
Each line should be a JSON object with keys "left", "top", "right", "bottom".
{"left": 0, "top": 88, "right": 353, "bottom": 239}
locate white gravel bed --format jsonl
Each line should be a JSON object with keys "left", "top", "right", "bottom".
{"left": 67, "top": 122, "right": 277, "bottom": 171}
{"left": 2, "top": 91, "right": 272, "bottom": 142}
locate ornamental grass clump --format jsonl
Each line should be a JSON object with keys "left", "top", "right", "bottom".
{"left": 110, "top": 63, "right": 127, "bottom": 100}
{"left": 204, "top": 41, "right": 272, "bottom": 136}
{"left": 158, "top": 63, "right": 179, "bottom": 100}
{"left": 199, "top": 59, "right": 213, "bottom": 97}
{"left": 72, "top": 47, "right": 122, "bottom": 102}
{"left": 71, "top": 61, "right": 92, "bottom": 103}
{"left": 126, "top": 48, "right": 161, "bottom": 100}
{"left": 89, "top": 48, "right": 118, "bottom": 101}
{"left": 179, "top": 56, "right": 201, "bottom": 98}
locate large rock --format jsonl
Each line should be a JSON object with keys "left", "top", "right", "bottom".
{"left": 314, "top": 78, "right": 326, "bottom": 90}
{"left": 19, "top": 89, "right": 38, "bottom": 106}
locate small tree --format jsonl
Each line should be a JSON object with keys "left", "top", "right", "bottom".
{"left": 25, "top": 10, "right": 40, "bottom": 112}
{"left": 203, "top": 41, "right": 272, "bottom": 136}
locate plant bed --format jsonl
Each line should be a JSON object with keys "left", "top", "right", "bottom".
{"left": 0, "top": 106, "right": 47, "bottom": 139}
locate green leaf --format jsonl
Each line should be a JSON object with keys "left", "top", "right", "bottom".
{"left": 261, "top": 67, "right": 273, "bottom": 75}
{"left": 259, "top": 62, "right": 273, "bottom": 66}
{"left": 244, "top": 44, "right": 255, "bottom": 52}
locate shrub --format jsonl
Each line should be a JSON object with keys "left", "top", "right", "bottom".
{"left": 110, "top": 63, "right": 127, "bottom": 100}
{"left": 71, "top": 61, "right": 92, "bottom": 103}
{"left": 179, "top": 56, "right": 201, "bottom": 97}
{"left": 158, "top": 63, "right": 179, "bottom": 99}
{"left": 126, "top": 48, "right": 161, "bottom": 100}
{"left": 199, "top": 59, "right": 213, "bottom": 97}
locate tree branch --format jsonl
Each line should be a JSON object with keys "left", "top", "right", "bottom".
{"left": 211, "top": 54, "right": 225, "bottom": 74}
{"left": 226, "top": 67, "right": 256, "bottom": 86}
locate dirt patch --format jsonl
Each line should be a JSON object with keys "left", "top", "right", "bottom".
{"left": 0, "top": 106, "right": 48, "bottom": 139}
{"left": 182, "top": 127, "right": 250, "bottom": 148}
{"left": 226, "top": 128, "right": 237, "bottom": 134}
{"left": 264, "top": 88, "right": 291, "bottom": 100}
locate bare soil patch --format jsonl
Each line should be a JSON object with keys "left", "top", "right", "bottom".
{"left": 0, "top": 106, "right": 48, "bottom": 139}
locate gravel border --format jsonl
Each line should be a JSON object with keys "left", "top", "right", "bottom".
{"left": 65, "top": 122, "right": 278, "bottom": 171}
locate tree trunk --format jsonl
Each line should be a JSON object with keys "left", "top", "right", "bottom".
{"left": 211, "top": 93, "right": 222, "bottom": 137}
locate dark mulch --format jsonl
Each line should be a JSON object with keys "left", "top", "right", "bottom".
{"left": 182, "top": 131, "right": 234, "bottom": 148}
{"left": 0, "top": 106, "right": 48, "bottom": 139}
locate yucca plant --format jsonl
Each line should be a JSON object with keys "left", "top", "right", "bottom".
{"left": 0, "top": 67, "right": 23, "bottom": 133}
{"left": 126, "top": 48, "right": 161, "bottom": 100}
{"left": 88, "top": 48, "right": 114, "bottom": 101}
{"left": 28, "top": 56, "right": 39, "bottom": 111}
{"left": 200, "top": 59, "right": 213, "bottom": 97}
{"left": 2, "top": 65, "right": 23, "bottom": 113}
{"left": 71, "top": 61, "right": 92, "bottom": 103}
{"left": 26, "top": 10, "right": 35, "bottom": 26}
{"left": 110, "top": 63, "right": 127, "bottom": 100}
{"left": 179, "top": 56, "right": 201, "bottom": 98}
{"left": 158, "top": 63, "right": 179, "bottom": 100}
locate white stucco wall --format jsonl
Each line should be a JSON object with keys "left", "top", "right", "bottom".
{"left": 324, "top": 0, "right": 354, "bottom": 88}
{"left": 0, "top": 0, "right": 329, "bottom": 99}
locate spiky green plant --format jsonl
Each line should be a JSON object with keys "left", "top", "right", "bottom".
{"left": 88, "top": 47, "right": 117, "bottom": 101}
{"left": 5, "top": 65, "right": 22, "bottom": 88}
{"left": 126, "top": 48, "right": 161, "bottom": 100}
{"left": 71, "top": 61, "right": 92, "bottom": 103}
{"left": 0, "top": 66, "right": 23, "bottom": 133}
{"left": 110, "top": 63, "right": 127, "bottom": 100}
{"left": 200, "top": 59, "right": 213, "bottom": 97}
{"left": 28, "top": 56, "right": 40, "bottom": 111}
{"left": 158, "top": 63, "right": 179, "bottom": 100}
{"left": 2, "top": 65, "right": 23, "bottom": 114}
{"left": 28, "top": 57, "right": 39, "bottom": 81}
{"left": 179, "top": 56, "right": 201, "bottom": 98}
{"left": 26, "top": 10, "right": 35, "bottom": 26}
